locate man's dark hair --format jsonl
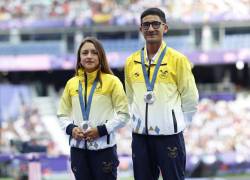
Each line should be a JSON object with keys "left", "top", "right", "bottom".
{"left": 141, "top": 8, "right": 166, "bottom": 23}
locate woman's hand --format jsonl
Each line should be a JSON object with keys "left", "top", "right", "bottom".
{"left": 72, "top": 127, "right": 85, "bottom": 140}
{"left": 83, "top": 127, "right": 100, "bottom": 141}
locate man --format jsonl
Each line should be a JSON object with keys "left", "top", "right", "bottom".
{"left": 125, "top": 8, "right": 199, "bottom": 180}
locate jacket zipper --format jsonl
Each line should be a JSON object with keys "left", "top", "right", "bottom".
{"left": 84, "top": 73, "right": 88, "bottom": 109}
{"left": 84, "top": 73, "right": 88, "bottom": 149}
{"left": 145, "top": 59, "right": 151, "bottom": 135}
{"left": 83, "top": 74, "right": 110, "bottom": 145}
{"left": 172, "top": 109, "right": 178, "bottom": 133}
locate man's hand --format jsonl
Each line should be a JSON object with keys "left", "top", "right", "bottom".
{"left": 72, "top": 127, "right": 85, "bottom": 140}
{"left": 83, "top": 127, "right": 100, "bottom": 141}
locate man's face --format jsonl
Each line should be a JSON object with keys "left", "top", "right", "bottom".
{"left": 140, "top": 15, "right": 168, "bottom": 44}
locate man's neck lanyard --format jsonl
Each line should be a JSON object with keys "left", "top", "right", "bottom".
{"left": 141, "top": 46, "right": 167, "bottom": 91}
{"left": 78, "top": 77, "right": 98, "bottom": 121}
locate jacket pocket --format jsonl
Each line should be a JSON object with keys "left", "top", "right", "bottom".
{"left": 172, "top": 110, "right": 178, "bottom": 133}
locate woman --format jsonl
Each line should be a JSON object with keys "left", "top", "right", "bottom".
{"left": 57, "top": 37, "right": 129, "bottom": 180}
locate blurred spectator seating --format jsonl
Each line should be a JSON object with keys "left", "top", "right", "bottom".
{"left": 221, "top": 34, "right": 250, "bottom": 50}
{"left": 0, "top": 41, "right": 64, "bottom": 55}
{"left": 0, "top": 0, "right": 250, "bottom": 27}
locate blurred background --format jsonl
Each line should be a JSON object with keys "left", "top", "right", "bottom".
{"left": 0, "top": 0, "right": 250, "bottom": 180}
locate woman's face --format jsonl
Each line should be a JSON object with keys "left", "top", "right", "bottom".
{"left": 80, "top": 42, "right": 100, "bottom": 73}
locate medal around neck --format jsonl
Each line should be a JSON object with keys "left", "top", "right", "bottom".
{"left": 144, "top": 91, "right": 155, "bottom": 104}
{"left": 141, "top": 46, "right": 167, "bottom": 105}
{"left": 78, "top": 77, "right": 98, "bottom": 133}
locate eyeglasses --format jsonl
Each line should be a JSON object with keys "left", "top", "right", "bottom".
{"left": 141, "top": 21, "right": 163, "bottom": 30}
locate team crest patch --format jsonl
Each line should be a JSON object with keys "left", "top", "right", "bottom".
{"left": 159, "top": 69, "right": 168, "bottom": 79}
{"left": 167, "top": 147, "right": 178, "bottom": 158}
{"left": 134, "top": 72, "right": 140, "bottom": 78}
{"left": 102, "top": 161, "right": 113, "bottom": 173}
{"left": 72, "top": 166, "right": 77, "bottom": 172}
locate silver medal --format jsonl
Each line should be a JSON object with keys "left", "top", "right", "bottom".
{"left": 144, "top": 91, "right": 155, "bottom": 104}
{"left": 82, "top": 122, "right": 89, "bottom": 131}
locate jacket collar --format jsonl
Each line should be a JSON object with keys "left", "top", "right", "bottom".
{"left": 77, "top": 68, "right": 99, "bottom": 83}
{"left": 143, "top": 41, "right": 167, "bottom": 65}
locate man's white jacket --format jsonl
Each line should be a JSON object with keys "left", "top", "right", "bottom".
{"left": 125, "top": 42, "right": 199, "bottom": 135}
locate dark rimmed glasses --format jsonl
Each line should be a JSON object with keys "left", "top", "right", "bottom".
{"left": 141, "top": 21, "right": 164, "bottom": 30}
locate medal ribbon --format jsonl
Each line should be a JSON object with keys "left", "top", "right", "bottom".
{"left": 78, "top": 77, "right": 98, "bottom": 121}
{"left": 141, "top": 46, "right": 167, "bottom": 91}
